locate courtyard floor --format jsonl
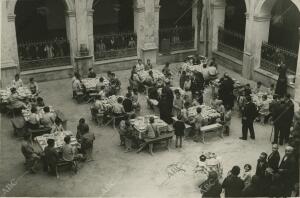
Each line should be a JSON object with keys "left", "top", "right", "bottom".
{"left": 0, "top": 62, "right": 288, "bottom": 197}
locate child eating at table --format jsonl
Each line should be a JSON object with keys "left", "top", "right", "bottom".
{"left": 132, "top": 88, "right": 141, "bottom": 111}
{"left": 98, "top": 86, "right": 106, "bottom": 100}
{"left": 184, "top": 88, "right": 193, "bottom": 105}
{"left": 267, "top": 83, "right": 275, "bottom": 95}
{"left": 51, "top": 118, "right": 64, "bottom": 133}
{"left": 27, "top": 106, "right": 40, "bottom": 130}
{"left": 254, "top": 81, "right": 262, "bottom": 94}
{"left": 96, "top": 77, "right": 105, "bottom": 92}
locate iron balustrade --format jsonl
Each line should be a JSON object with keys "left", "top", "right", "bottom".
{"left": 261, "top": 42, "right": 297, "bottom": 74}
{"left": 94, "top": 32, "right": 137, "bottom": 61}
{"left": 18, "top": 38, "right": 71, "bottom": 71}
{"left": 217, "top": 27, "right": 245, "bottom": 61}
{"left": 159, "top": 26, "right": 195, "bottom": 53}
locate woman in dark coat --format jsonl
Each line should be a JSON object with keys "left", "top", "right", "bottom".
{"left": 275, "top": 63, "right": 287, "bottom": 98}
{"left": 158, "top": 94, "right": 173, "bottom": 124}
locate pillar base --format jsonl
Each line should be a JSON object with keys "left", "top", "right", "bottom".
{"left": 74, "top": 55, "right": 93, "bottom": 77}
{"left": 141, "top": 43, "right": 158, "bottom": 65}
{"left": 1, "top": 62, "right": 18, "bottom": 88}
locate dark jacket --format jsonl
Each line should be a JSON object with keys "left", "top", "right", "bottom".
{"left": 44, "top": 146, "right": 59, "bottom": 167}
{"left": 173, "top": 120, "right": 185, "bottom": 136}
{"left": 256, "top": 160, "right": 268, "bottom": 178}
{"left": 242, "top": 102, "right": 258, "bottom": 122}
{"left": 279, "top": 155, "right": 298, "bottom": 185}
{"left": 267, "top": 151, "right": 280, "bottom": 171}
{"left": 222, "top": 175, "right": 244, "bottom": 197}
{"left": 122, "top": 98, "right": 133, "bottom": 112}
{"left": 201, "top": 180, "right": 222, "bottom": 198}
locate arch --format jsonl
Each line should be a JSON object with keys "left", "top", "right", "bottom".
{"left": 254, "top": 0, "right": 300, "bottom": 17}
{"left": 211, "top": 0, "right": 249, "bottom": 14}
{"left": 7, "top": 0, "right": 75, "bottom": 16}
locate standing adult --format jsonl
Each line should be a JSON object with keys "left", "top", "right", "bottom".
{"left": 158, "top": 94, "right": 173, "bottom": 124}
{"left": 267, "top": 144, "right": 280, "bottom": 172}
{"left": 275, "top": 63, "right": 287, "bottom": 98}
{"left": 44, "top": 139, "right": 59, "bottom": 177}
{"left": 240, "top": 96, "right": 257, "bottom": 140}
{"left": 218, "top": 73, "right": 235, "bottom": 109}
{"left": 282, "top": 94, "right": 294, "bottom": 143}
{"left": 278, "top": 146, "right": 298, "bottom": 197}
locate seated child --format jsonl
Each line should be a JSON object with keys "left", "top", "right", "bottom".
{"left": 254, "top": 81, "right": 262, "bottom": 94}
{"left": 241, "top": 164, "right": 252, "bottom": 188}
{"left": 132, "top": 88, "right": 141, "bottom": 111}
{"left": 267, "top": 84, "right": 275, "bottom": 95}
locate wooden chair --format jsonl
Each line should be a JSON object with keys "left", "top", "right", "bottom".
{"left": 55, "top": 159, "right": 78, "bottom": 178}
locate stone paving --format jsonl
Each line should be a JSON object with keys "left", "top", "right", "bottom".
{"left": 0, "top": 62, "right": 288, "bottom": 197}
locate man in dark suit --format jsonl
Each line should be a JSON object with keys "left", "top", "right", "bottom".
{"left": 267, "top": 144, "right": 280, "bottom": 172}
{"left": 240, "top": 96, "right": 257, "bottom": 140}
{"left": 278, "top": 146, "right": 298, "bottom": 196}
{"left": 282, "top": 94, "right": 294, "bottom": 143}
{"left": 270, "top": 95, "right": 281, "bottom": 144}
{"left": 273, "top": 97, "right": 286, "bottom": 145}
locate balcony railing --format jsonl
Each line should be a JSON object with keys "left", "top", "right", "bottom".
{"left": 18, "top": 39, "right": 71, "bottom": 71}
{"left": 94, "top": 32, "right": 137, "bottom": 61}
{"left": 217, "top": 27, "right": 245, "bottom": 61}
{"left": 159, "top": 26, "right": 195, "bottom": 53}
{"left": 261, "top": 42, "right": 297, "bottom": 74}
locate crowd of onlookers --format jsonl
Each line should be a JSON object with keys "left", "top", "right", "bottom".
{"left": 18, "top": 37, "right": 70, "bottom": 60}
{"left": 200, "top": 144, "right": 299, "bottom": 197}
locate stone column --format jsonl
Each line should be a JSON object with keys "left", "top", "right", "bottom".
{"left": 133, "top": 0, "right": 145, "bottom": 58}
{"left": 7, "top": 14, "right": 19, "bottom": 70}
{"left": 209, "top": 0, "right": 225, "bottom": 53}
{"left": 1, "top": 13, "right": 19, "bottom": 88}
{"left": 252, "top": 15, "right": 271, "bottom": 71}
{"left": 192, "top": 0, "right": 198, "bottom": 49}
{"left": 65, "top": 11, "right": 77, "bottom": 66}
{"left": 140, "top": 0, "right": 158, "bottom": 64}
{"left": 242, "top": 14, "right": 271, "bottom": 80}
{"left": 87, "top": 9, "right": 95, "bottom": 62}
{"left": 242, "top": 14, "right": 253, "bottom": 79}
{"left": 74, "top": 0, "right": 93, "bottom": 76}
{"left": 294, "top": 28, "right": 300, "bottom": 104}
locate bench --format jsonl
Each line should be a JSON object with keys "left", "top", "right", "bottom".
{"left": 172, "top": 116, "right": 192, "bottom": 136}
{"left": 137, "top": 133, "right": 174, "bottom": 155}
{"left": 200, "top": 123, "right": 223, "bottom": 143}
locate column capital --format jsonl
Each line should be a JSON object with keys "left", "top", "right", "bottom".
{"left": 65, "top": 10, "right": 76, "bottom": 17}
{"left": 253, "top": 15, "right": 271, "bottom": 22}
{"left": 87, "top": 9, "right": 94, "bottom": 16}
{"left": 7, "top": 14, "right": 16, "bottom": 22}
